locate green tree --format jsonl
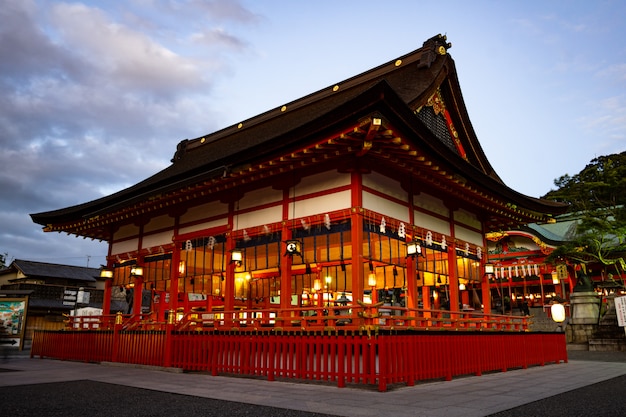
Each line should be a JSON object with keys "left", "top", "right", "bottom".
{"left": 543, "top": 152, "right": 626, "bottom": 284}
{"left": 543, "top": 151, "right": 626, "bottom": 211}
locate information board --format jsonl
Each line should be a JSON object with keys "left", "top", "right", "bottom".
{"left": 615, "top": 295, "right": 626, "bottom": 327}
{"left": 0, "top": 297, "right": 28, "bottom": 350}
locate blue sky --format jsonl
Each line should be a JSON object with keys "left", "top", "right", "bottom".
{"left": 1, "top": 0, "right": 625, "bottom": 267}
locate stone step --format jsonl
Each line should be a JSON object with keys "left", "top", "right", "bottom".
{"left": 589, "top": 339, "right": 626, "bottom": 352}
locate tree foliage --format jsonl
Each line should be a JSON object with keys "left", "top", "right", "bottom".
{"left": 543, "top": 152, "right": 626, "bottom": 279}
{"left": 542, "top": 151, "right": 626, "bottom": 211}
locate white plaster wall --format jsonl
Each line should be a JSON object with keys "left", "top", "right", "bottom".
{"left": 414, "top": 211, "right": 450, "bottom": 235}
{"left": 111, "top": 239, "right": 139, "bottom": 255}
{"left": 113, "top": 224, "right": 139, "bottom": 241}
{"left": 178, "top": 218, "right": 228, "bottom": 236}
{"left": 294, "top": 171, "right": 350, "bottom": 197}
{"left": 290, "top": 190, "right": 351, "bottom": 219}
{"left": 454, "top": 208, "right": 481, "bottom": 230}
{"left": 363, "top": 191, "right": 409, "bottom": 223}
{"left": 142, "top": 231, "right": 174, "bottom": 249}
{"left": 414, "top": 192, "right": 449, "bottom": 218}
{"left": 144, "top": 214, "right": 174, "bottom": 233}
{"left": 363, "top": 171, "right": 407, "bottom": 203}
{"left": 181, "top": 200, "right": 228, "bottom": 224}
{"left": 238, "top": 206, "right": 283, "bottom": 229}
{"left": 454, "top": 225, "right": 483, "bottom": 246}
{"left": 240, "top": 186, "right": 282, "bottom": 210}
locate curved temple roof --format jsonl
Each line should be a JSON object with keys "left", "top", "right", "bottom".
{"left": 31, "top": 34, "right": 568, "bottom": 240}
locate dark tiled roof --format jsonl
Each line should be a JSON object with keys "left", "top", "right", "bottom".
{"left": 30, "top": 34, "right": 568, "bottom": 230}
{"left": 9, "top": 259, "right": 99, "bottom": 282}
{"left": 27, "top": 298, "right": 102, "bottom": 310}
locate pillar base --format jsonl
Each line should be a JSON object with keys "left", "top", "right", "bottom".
{"left": 569, "top": 291, "right": 600, "bottom": 325}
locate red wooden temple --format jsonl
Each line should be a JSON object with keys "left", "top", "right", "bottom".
{"left": 30, "top": 34, "right": 568, "bottom": 391}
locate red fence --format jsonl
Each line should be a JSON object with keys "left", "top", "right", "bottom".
{"left": 32, "top": 328, "right": 567, "bottom": 391}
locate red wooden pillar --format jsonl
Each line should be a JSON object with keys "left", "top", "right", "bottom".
{"left": 351, "top": 171, "right": 364, "bottom": 303}
{"left": 102, "top": 277, "right": 112, "bottom": 315}
{"left": 406, "top": 255, "right": 418, "bottom": 311}
{"left": 133, "top": 275, "right": 144, "bottom": 318}
{"left": 404, "top": 184, "right": 418, "bottom": 311}
{"left": 461, "top": 289, "right": 469, "bottom": 306}
{"left": 102, "top": 241, "right": 114, "bottom": 316}
{"left": 482, "top": 265, "right": 492, "bottom": 315}
{"left": 280, "top": 187, "right": 294, "bottom": 314}
{"left": 169, "top": 245, "right": 181, "bottom": 321}
{"left": 280, "top": 223, "right": 294, "bottom": 312}
{"left": 481, "top": 228, "right": 492, "bottom": 314}
{"left": 224, "top": 229, "right": 236, "bottom": 323}
{"left": 163, "top": 319, "right": 174, "bottom": 368}
{"left": 447, "top": 244, "right": 460, "bottom": 313}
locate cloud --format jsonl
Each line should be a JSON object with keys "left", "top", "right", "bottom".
{"left": 173, "top": 0, "right": 260, "bottom": 23}
{"left": 191, "top": 28, "right": 248, "bottom": 50}
{"left": 0, "top": 0, "right": 255, "bottom": 264}
{"left": 50, "top": 3, "right": 205, "bottom": 96}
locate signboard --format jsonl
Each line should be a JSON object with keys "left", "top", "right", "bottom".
{"left": 0, "top": 297, "right": 28, "bottom": 350}
{"left": 556, "top": 264, "right": 568, "bottom": 280}
{"left": 615, "top": 295, "right": 626, "bottom": 328}
{"left": 63, "top": 289, "right": 77, "bottom": 306}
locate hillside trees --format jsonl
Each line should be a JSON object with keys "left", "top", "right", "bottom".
{"left": 542, "top": 152, "right": 626, "bottom": 283}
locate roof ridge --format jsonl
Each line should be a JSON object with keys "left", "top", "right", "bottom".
{"left": 171, "top": 34, "right": 452, "bottom": 162}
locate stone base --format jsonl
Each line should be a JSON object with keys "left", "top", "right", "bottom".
{"left": 566, "top": 343, "right": 589, "bottom": 351}
{"left": 589, "top": 339, "right": 626, "bottom": 352}
{"left": 569, "top": 291, "right": 600, "bottom": 325}
{"left": 567, "top": 323, "right": 597, "bottom": 344}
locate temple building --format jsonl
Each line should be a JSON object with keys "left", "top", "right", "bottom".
{"left": 31, "top": 34, "right": 568, "bottom": 327}
{"left": 486, "top": 221, "right": 571, "bottom": 318}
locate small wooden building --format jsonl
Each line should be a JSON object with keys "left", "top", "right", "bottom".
{"left": 30, "top": 35, "right": 569, "bottom": 389}
{"left": 0, "top": 259, "right": 103, "bottom": 346}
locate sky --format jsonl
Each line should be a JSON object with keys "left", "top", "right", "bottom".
{"left": 1, "top": 0, "right": 625, "bottom": 268}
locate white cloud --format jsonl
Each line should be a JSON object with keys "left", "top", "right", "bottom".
{"left": 50, "top": 3, "right": 206, "bottom": 95}
{"left": 0, "top": 0, "right": 255, "bottom": 264}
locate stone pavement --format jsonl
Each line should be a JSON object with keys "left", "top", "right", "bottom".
{"left": 1, "top": 349, "right": 625, "bottom": 417}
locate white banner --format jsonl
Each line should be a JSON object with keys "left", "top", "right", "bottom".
{"left": 615, "top": 295, "right": 626, "bottom": 327}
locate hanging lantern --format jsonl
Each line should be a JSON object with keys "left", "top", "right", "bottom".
{"left": 284, "top": 239, "right": 302, "bottom": 257}
{"left": 552, "top": 271, "right": 559, "bottom": 284}
{"left": 551, "top": 303, "right": 566, "bottom": 323}
{"left": 368, "top": 273, "right": 377, "bottom": 287}
{"left": 406, "top": 240, "right": 422, "bottom": 257}
{"left": 231, "top": 249, "right": 243, "bottom": 266}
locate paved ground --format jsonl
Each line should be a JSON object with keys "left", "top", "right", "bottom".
{"left": 1, "top": 348, "right": 625, "bottom": 417}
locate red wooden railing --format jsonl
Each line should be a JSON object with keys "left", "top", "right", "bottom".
{"left": 63, "top": 303, "right": 531, "bottom": 333}
{"left": 32, "top": 305, "right": 567, "bottom": 391}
